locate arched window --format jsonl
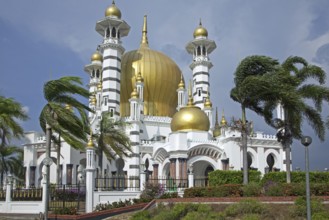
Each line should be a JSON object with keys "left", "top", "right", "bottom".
{"left": 96, "top": 70, "right": 100, "bottom": 78}
{"left": 266, "top": 154, "right": 275, "bottom": 172}
{"left": 247, "top": 153, "right": 252, "bottom": 169}
{"left": 111, "top": 27, "right": 116, "bottom": 38}
{"left": 106, "top": 27, "right": 110, "bottom": 38}
{"left": 202, "top": 46, "right": 206, "bottom": 56}
{"left": 197, "top": 46, "right": 201, "bottom": 56}
{"left": 92, "top": 70, "right": 95, "bottom": 78}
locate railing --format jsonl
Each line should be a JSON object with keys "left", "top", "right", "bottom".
{"left": 48, "top": 184, "right": 85, "bottom": 212}
{"left": 95, "top": 176, "right": 140, "bottom": 191}
{"left": 11, "top": 187, "right": 42, "bottom": 201}
{"left": 147, "top": 177, "right": 188, "bottom": 191}
{"left": 194, "top": 177, "right": 209, "bottom": 187}
{"left": 0, "top": 189, "right": 5, "bottom": 201}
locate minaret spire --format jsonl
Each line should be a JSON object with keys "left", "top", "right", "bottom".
{"left": 141, "top": 15, "right": 149, "bottom": 47}
{"left": 215, "top": 107, "right": 219, "bottom": 125}
{"left": 187, "top": 80, "right": 193, "bottom": 106}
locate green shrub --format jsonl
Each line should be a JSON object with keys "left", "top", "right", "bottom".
{"left": 242, "top": 213, "right": 261, "bottom": 220}
{"left": 131, "top": 210, "right": 151, "bottom": 220}
{"left": 242, "top": 182, "right": 262, "bottom": 197}
{"left": 311, "top": 183, "right": 329, "bottom": 196}
{"left": 140, "top": 182, "right": 165, "bottom": 201}
{"left": 290, "top": 196, "right": 326, "bottom": 218}
{"left": 262, "top": 171, "right": 329, "bottom": 185}
{"left": 183, "top": 187, "right": 205, "bottom": 198}
{"left": 208, "top": 170, "right": 261, "bottom": 186}
{"left": 312, "top": 212, "right": 329, "bottom": 220}
{"left": 224, "top": 199, "right": 268, "bottom": 217}
{"left": 159, "top": 192, "right": 179, "bottom": 199}
{"left": 53, "top": 207, "right": 77, "bottom": 215}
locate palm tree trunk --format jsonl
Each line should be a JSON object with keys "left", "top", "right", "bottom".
{"left": 45, "top": 123, "right": 51, "bottom": 220}
{"left": 284, "top": 109, "right": 291, "bottom": 184}
{"left": 241, "top": 106, "right": 248, "bottom": 185}
{"left": 56, "top": 135, "right": 61, "bottom": 185}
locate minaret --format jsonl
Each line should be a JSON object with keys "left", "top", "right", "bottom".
{"left": 177, "top": 74, "right": 186, "bottom": 111}
{"left": 129, "top": 87, "right": 140, "bottom": 121}
{"left": 85, "top": 131, "right": 95, "bottom": 213}
{"left": 135, "top": 72, "right": 144, "bottom": 117}
{"left": 84, "top": 51, "right": 103, "bottom": 118}
{"left": 96, "top": 1, "right": 130, "bottom": 117}
{"left": 186, "top": 20, "right": 216, "bottom": 109}
{"left": 203, "top": 90, "right": 213, "bottom": 128}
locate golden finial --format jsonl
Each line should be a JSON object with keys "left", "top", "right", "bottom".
{"left": 65, "top": 104, "right": 73, "bottom": 112}
{"left": 131, "top": 87, "right": 139, "bottom": 99}
{"left": 178, "top": 74, "right": 185, "bottom": 89}
{"left": 204, "top": 89, "right": 212, "bottom": 108}
{"left": 97, "top": 78, "right": 103, "bottom": 91}
{"left": 187, "top": 80, "right": 194, "bottom": 106}
{"left": 199, "top": 18, "right": 202, "bottom": 26}
{"left": 213, "top": 107, "right": 221, "bottom": 137}
{"left": 221, "top": 109, "right": 227, "bottom": 126}
{"left": 112, "top": 0, "right": 115, "bottom": 4}
{"left": 87, "top": 129, "right": 94, "bottom": 148}
{"left": 136, "top": 72, "right": 144, "bottom": 83}
{"left": 140, "top": 15, "right": 149, "bottom": 47}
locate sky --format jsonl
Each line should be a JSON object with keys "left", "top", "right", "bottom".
{"left": 0, "top": 0, "right": 329, "bottom": 171}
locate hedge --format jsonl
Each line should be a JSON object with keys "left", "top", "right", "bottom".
{"left": 208, "top": 170, "right": 261, "bottom": 186}
{"left": 261, "top": 171, "right": 329, "bottom": 185}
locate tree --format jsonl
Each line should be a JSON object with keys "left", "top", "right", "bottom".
{"left": 0, "top": 96, "right": 28, "bottom": 185}
{"left": 96, "top": 112, "right": 131, "bottom": 169}
{"left": 230, "top": 55, "right": 280, "bottom": 184}
{"left": 263, "top": 56, "right": 329, "bottom": 183}
{"left": 39, "top": 76, "right": 91, "bottom": 185}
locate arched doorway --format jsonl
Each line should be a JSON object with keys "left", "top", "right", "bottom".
{"left": 266, "top": 154, "right": 275, "bottom": 171}
{"left": 192, "top": 160, "right": 215, "bottom": 187}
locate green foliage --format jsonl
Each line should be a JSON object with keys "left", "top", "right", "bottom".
{"left": 159, "top": 192, "right": 179, "bottom": 199}
{"left": 140, "top": 182, "right": 165, "bottom": 201}
{"left": 242, "top": 182, "right": 262, "bottom": 197}
{"left": 262, "top": 171, "right": 329, "bottom": 185}
{"left": 53, "top": 207, "right": 77, "bottom": 215}
{"left": 290, "top": 197, "right": 328, "bottom": 218}
{"left": 224, "top": 199, "right": 268, "bottom": 217}
{"left": 94, "top": 199, "right": 133, "bottom": 211}
{"left": 184, "top": 184, "right": 243, "bottom": 198}
{"left": 208, "top": 170, "right": 261, "bottom": 186}
{"left": 131, "top": 210, "right": 151, "bottom": 220}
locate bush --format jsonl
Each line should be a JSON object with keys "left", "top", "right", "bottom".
{"left": 184, "top": 187, "right": 205, "bottom": 198}
{"left": 261, "top": 171, "right": 329, "bottom": 185}
{"left": 208, "top": 170, "right": 261, "bottom": 186}
{"left": 242, "top": 182, "right": 262, "bottom": 197}
{"left": 184, "top": 184, "right": 242, "bottom": 198}
{"left": 159, "top": 192, "right": 179, "bottom": 199}
{"left": 224, "top": 199, "right": 268, "bottom": 217}
{"left": 140, "top": 182, "right": 165, "bottom": 201}
{"left": 53, "top": 207, "right": 77, "bottom": 215}
{"left": 94, "top": 199, "right": 132, "bottom": 211}
{"left": 290, "top": 196, "right": 326, "bottom": 218}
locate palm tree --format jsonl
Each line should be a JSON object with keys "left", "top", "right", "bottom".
{"left": 0, "top": 96, "right": 28, "bottom": 148}
{"left": 0, "top": 146, "right": 24, "bottom": 184}
{"left": 39, "top": 76, "right": 91, "bottom": 185}
{"left": 263, "top": 56, "right": 329, "bottom": 183}
{"left": 0, "top": 96, "right": 28, "bottom": 185}
{"left": 230, "top": 55, "right": 280, "bottom": 184}
{"left": 96, "top": 112, "right": 131, "bottom": 165}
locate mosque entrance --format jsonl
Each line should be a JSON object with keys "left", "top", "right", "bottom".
{"left": 192, "top": 160, "right": 215, "bottom": 187}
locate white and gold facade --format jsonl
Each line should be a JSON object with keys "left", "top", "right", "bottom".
{"left": 23, "top": 2, "right": 286, "bottom": 189}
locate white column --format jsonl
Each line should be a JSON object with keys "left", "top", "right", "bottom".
{"left": 188, "top": 167, "right": 194, "bottom": 188}
{"left": 5, "top": 175, "right": 12, "bottom": 202}
{"left": 140, "top": 171, "right": 146, "bottom": 191}
{"left": 85, "top": 147, "right": 96, "bottom": 213}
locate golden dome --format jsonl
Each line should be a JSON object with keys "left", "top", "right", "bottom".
{"left": 130, "top": 87, "right": 139, "bottom": 99}
{"left": 120, "top": 15, "right": 182, "bottom": 117}
{"left": 91, "top": 51, "right": 103, "bottom": 62}
{"left": 171, "top": 82, "right": 210, "bottom": 132}
{"left": 105, "top": 1, "right": 122, "bottom": 19}
{"left": 171, "top": 106, "right": 210, "bottom": 132}
{"left": 193, "top": 20, "right": 208, "bottom": 38}
{"left": 136, "top": 72, "right": 144, "bottom": 83}
{"left": 87, "top": 130, "right": 94, "bottom": 148}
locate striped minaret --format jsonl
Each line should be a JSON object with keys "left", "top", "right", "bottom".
{"left": 84, "top": 50, "right": 103, "bottom": 118}
{"left": 186, "top": 20, "right": 216, "bottom": 109}
{"left": 95, "top": 1, "right": 130, "bottom": 118}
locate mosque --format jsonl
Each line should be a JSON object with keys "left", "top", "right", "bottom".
{"left": 23, "top": 2, "right": 286, "bottom": 188}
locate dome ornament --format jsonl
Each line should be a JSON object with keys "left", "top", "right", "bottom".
{"left": 204, "top": 89, "right": 212, "bottom": 108}
{"left": 213, "top": 107, "right": 221, "bottom": 137}
{"left": 178, "top": 74, "right": 185, "bottom": 89}
{"left": 193, "top": 19, "right": 208, "bottom": 38}
{"left": 140, "top": 15, "right": 149, "bottom": 47}
{"left": 105, "top": 0, "right": 122, "bottom": 18}
{"left": 187, "top": 80, "right": 194, "bottom": 106}
{"left": 87, "top": 129, "right": 94, "bottom": 148}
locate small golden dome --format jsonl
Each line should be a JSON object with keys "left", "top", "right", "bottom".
{"left": 87, "top": 137, "right": 94, "bottom": 148}
{"left": 178, "top": 75, "right": 185, "bottom": 89}
{"left": 91, "top": 51, "right": 103, "bottom": 62}
{"left": 221, "top": 110, "right": 227, "bottom": 126}
{"left": 193, "top": 20, "right": 208, "bottom": 38}
{"left": 97, "top": 80, "right": 102, "bottom": 91}
{"left": 90, "top": 95, "right": 97, "bottom": 106}
{"left": 213, "top": 124, "right": 221, "bottom": 137}
{"left": 136, "top": 72, "right": 144, "bottom": 83}
{"left": 171, "top": 106, "right": 210, "bottom": 132}
{"left": 105, "top": 1, "right": 122, "bottom": 19}
{"left": 131, "top": 87, "right": 139, "bottom": 99}
{"left": 204, "top": 95, "right": 212, "bottom": 108}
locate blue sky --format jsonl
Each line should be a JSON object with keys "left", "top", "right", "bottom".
{"left": 1, "top": 0, "right": 329, "bottom": 170}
